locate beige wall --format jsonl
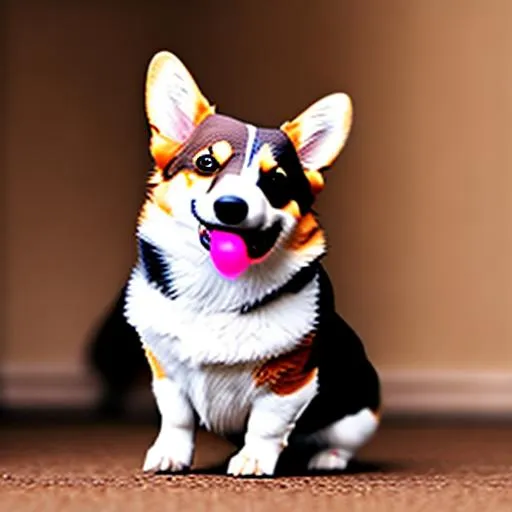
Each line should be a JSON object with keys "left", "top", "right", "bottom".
{"left": 3, "top": 0, "right": 512, "bottom": 371}
{"left": 1, "top": 0, "right": 6, "bottom": 369}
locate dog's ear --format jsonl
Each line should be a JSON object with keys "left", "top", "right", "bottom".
{"left": 145, "top": 51, "right": 215, "bottom": 168}
{"left": 281, "top": 93, "right": 352, "bottom": 193}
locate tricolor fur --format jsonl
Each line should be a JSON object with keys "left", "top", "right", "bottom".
{"left": 124, "top": 51, "right": 381, "bottom": 476}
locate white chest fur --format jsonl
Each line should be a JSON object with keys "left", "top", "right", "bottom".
{"left": 161, "top": 358, "right": 259, "bottom": 434}
{"left": 124, "top": 268, "right": 320, "bottom": 433}
{"left": 125, "top": 268, "right": 319, "bottom": 367}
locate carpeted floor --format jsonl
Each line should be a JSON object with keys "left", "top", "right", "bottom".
{"left": 1, "top": 415, "right": 512, "bottom": 511}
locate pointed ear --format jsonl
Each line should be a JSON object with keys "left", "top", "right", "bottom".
{"left": 281, "top": 93, "right": 353, "bottom": 172}
{"left": 145, "top": 51, "right": 215, "bottom": 167}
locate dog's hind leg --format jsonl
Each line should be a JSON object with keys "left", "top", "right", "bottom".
{"left": 305, "top": 408, "right": 379, "bottom": 471}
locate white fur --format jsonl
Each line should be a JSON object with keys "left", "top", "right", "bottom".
{"left": 195, "top": 173, "right": 272, "bottom": 230}
{"left": 136, "top": 52, "right": 361, "bottom": 477}
{"left": 192, "top": 122, "right": 296, "bottom": 231}
{"left": 137, "top": 297, "right": 320, "bottom": 476}
{"left": 227, "top": 372, "right": 318, "bottom": 476}
{"left": 308, "top": 448, "right": 352, "bottom": 471}
{"left": 125, "top": 180, "right": 327, "bottom": 476}
{"left": 151, "top": 354, "right": 258, "bottom": 434}
{"left": 125, "top": 268, "right": 319, "bottom": 367}
{"left": 144, "top": 359, "right": 318, "bottom": 477}
{"left": 143, "top": 377, "right": 196, "bottom": 472}
{"left": 287, "top": 93, "right": 353, "bottom": 170}
{"left": 146, "top": 52, "right": 207, "bottom": 143}
{"left": 132, "top": 202, "right": 325, "bottom": 317}
{"left": 242, "top": 124, "right": 260, "bottom": 181}
{"left": 124, "top": 174, "right": 325, "bottom": 475}
{"left": 305, "top": 408, "right": 379, "bottom": 471}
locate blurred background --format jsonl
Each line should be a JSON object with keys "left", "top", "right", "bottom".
{"left": 1, "top": 0, "right": 512, "bottom": 419}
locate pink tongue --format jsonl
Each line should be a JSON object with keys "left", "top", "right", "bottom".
{"left": 210, "top": 230, "right": 251, "bottom": 280}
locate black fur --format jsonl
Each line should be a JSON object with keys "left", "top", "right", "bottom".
{"left": 88, "top": 263, "right": 380, "bottom": 427}
{"left": 86, "top": 285, "right": 148, "bottom": 416}
{"left": 255, "top": 128, "right": 315, "bottom": 214}
{"left": 292, "top": 265, "right": 381, "bottom": 437}
{"left": 226, "top": 264, "right": 380, "bottom": 455}
{"left": 138, "top": 237, "right": 178, "bottom": 299}
{"left": 240, "top": 257, "right": 323, "bottom": 314}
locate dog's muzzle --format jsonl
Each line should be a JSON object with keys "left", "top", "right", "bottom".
{"left": 192, "top": 199, "right": 282, "bottom": 279}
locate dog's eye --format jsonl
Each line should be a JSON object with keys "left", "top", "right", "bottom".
{"left": 257, "top": 167, "right": 291, "bottom": 208}
{"left": 268, "top": 167, "right": 288, "bottom": 184}
{"left": 195, "top": 154, "right": 220, "bottom": 174}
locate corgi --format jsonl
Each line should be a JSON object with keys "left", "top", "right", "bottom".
{"left": 123, "top": 50, "right": 381, "bottom": 477}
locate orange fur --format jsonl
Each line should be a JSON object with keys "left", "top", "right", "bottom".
{"left": 210, "top": 140, "right": 233, "bottom": 166}
{"left": 280, "top": 119, "right": 302, "bottom": 154}
{"left": 252, "top": 333, "right": 317, "bottom": 396}
{"left": 182, "top": 170, "right": 212, "bottom": 187}
{"left": 149, "top": 181, "right": 174, "bottom": 216}
{"left": 149, "top": 129, "right": 183, "bottom": 170}
{"left": 304, "top": 169, "right": 325, "bottom": 194}
{"left": 143, "top": 169, "right": 213, "bottom": 220}
{"left": 193, "top": 101, "right": 215, "bottom": 127}
{"left": 283, "top": 200, "right": 301, "bottom": 220}
{"left": 183, "top": 171, "right": 197, "bottom": 188}
{"left": 145, "top": 347, "right": 166, "bottom": 380}
{"left": 257, "top": 144, "right": 278, "bottom": 172}
{"left": 145, "top": 52, "right": 215, "bottom": 169}
{"left": 145, "top": 52, "right": 215, "bottom": 134}
{"left": 286, "top": 213, "right": 324, "bottom": 251}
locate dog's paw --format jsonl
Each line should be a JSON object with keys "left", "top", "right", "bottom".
{"left": 142, "top": 432, "right": 194, "bottom": 473}
{"left": 227, "top": 445, "right": 280, "bottom": 477}
{"left": 307, "top": 448, "right": 351, "bottom": 472}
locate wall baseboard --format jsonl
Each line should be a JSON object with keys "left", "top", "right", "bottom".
{"left": 2, "top": 364, "right": 512, "bottom": 418}
{"left": 1, "top": 363, "right": 101, "bottom": 410}
{"left": 381, "top": 370, "right": 512, "bottom": 417}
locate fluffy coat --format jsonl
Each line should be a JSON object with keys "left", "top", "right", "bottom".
{"left": 123, "top": 51, "right": 380, "bottom": 476}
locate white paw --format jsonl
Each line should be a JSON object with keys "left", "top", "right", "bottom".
{"left": 142, "top": 430, "right": 194, "bottom": 473}
{"left": 227, "top": 445, "right": 280, "bottom": 477}
{"left": 308, "top": 448, "right": 351, "bottom": 471}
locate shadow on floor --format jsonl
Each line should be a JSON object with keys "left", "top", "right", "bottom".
{"left": 184, "top": 456, "right": 406, "bottom": 479}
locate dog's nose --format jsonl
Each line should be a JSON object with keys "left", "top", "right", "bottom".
{"left": 214, "top": 195, "right": 249, "bottom": 225}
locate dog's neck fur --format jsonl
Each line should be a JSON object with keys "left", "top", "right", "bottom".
{"left": 136, "top": 202, "right": 326, "bottom": 315}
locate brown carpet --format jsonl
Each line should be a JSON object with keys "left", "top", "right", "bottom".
{"left": 1, "top": 417, "right": 512, "bottom": 511}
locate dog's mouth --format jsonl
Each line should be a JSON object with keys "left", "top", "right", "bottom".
{"left": 192, "top": 201, "right": 282, "bottom": 279}
{"left": 197, "top": 221, "right": 282, "bottom": 259}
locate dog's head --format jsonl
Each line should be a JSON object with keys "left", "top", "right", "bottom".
{"left": 139, "top": 51, "right": 352, "bottom": 283}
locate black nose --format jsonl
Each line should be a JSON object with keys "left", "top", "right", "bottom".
{"left": 213, "top": 195, "right": 249, "bottom": 225}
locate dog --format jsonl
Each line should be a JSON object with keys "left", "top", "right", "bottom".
{"left": 123, "top": 50, "right": 381, "bottom": 477}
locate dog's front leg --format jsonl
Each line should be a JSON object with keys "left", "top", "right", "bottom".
{"left": 227, "top": 378, "right": 317, "bottom": 477}
{"left": 142, "top": 349, "right": 196, "bottom": 473}
{"left": 143, "top": 377, "right": 196, "bottom": 473}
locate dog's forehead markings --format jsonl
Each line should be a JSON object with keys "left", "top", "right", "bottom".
{"left": 242, "top": 126, "right": 300, "bottom": 182}
{"left": 241, "top": 124, "right": 263, "bottom": 181}
{"left": 256, "top": 128, "right": 293, "bottom": 154}
{"left": 246, "top": 125, "right": 262, "bottom": 168}
{"left": 257, "top": 144, "right": 278, "bottom": 173}
{"left": 211, "top": 140, "right": 233, "bottom": 165}
{"left": 180, "top": 115, "right": 296, "bottom": 182}
{"left": 166, "top": 113, "right": 306, "bottom": 192}
{"left": 255, "top": 127, "right": 316, "bottom": 214}
{"left": 168, "top": 114, "right": 249, "bottom": 177}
